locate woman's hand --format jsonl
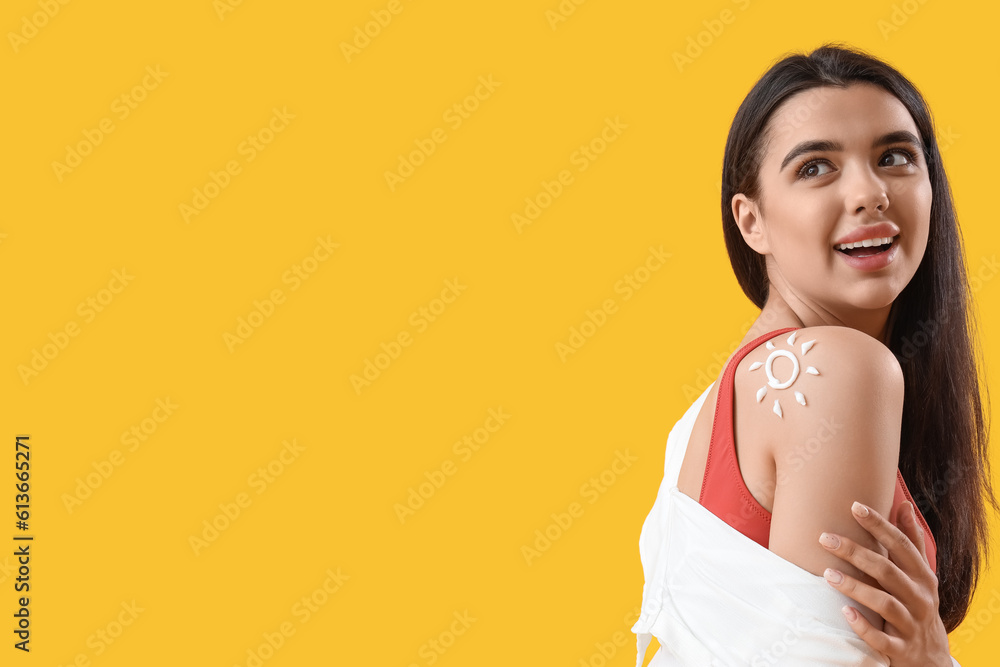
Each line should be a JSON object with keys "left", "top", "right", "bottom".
{"left": 818, "top": 500, "right": 952, "bottom": 667}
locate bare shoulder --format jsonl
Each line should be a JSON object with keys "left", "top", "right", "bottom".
{"left": 735, "top": 325, "right": 903, "bottom": 430}
{"left": 786, "top": 325, "right": 902, "bottom": 382}
{"left": 735, "top": 325, "right": 904, "bottom": 628}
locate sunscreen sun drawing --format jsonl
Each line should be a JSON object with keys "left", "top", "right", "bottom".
{"left": 748, "top": 331, "right": 820, "bottom": 418}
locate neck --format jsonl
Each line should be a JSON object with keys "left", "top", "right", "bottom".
{"left": 748, "top": 287, "right": 893, "bottom": 345}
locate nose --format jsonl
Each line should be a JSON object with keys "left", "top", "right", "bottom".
{"left": 846, "top": 166, "right": 890, "bottom": 216}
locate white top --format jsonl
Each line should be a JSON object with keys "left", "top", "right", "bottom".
{"left": 630, "top": 384, "right": 961, "bottom": 666}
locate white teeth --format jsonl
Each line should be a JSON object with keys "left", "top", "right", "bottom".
{"left": 835, "top": 236, "right": 894, "bottom": 251}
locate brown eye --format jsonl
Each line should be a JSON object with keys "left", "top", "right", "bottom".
{"left": 797, "top": 159, "right": 833, "bottom": 179}
{"left": 880, "top": 148, "right": 916, "bottom": 167}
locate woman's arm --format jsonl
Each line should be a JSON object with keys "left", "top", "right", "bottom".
{"left": 822, "top": 497, "right": 952, "bottom": 665}
{"left": 749, "top": 326, "right": 903, "bottom": 630}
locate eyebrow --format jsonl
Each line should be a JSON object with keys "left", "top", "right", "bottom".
{"left": 778, "top": 130, "right": 924, "bottom": 173}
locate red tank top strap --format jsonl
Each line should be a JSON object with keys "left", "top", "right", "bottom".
{"left": 699, "top": 328, "right": 800, "bottom": 547}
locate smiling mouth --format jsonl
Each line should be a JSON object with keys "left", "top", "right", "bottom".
{"left": 835, "top": 235, "right": 897, "bottom": 258}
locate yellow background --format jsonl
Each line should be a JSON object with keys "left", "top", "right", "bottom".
{"left": 2, "top": 0, "right": 998, "bottom": 664}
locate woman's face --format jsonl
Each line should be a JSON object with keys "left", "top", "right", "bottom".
{"left": 732, "top": 83, "right": 932, "bottom": 320}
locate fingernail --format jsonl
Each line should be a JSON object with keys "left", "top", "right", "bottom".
{"left": 852, "top": 501, "right": 869, "bottom": 518}
{"left": 824, "top": 568, "right": 844, "bottom": 584}
{"left": 842, "top": 605, "right": 857, "bottom": 622}
{"left": 819, "top": 532, "right": 840, "bottom": 549}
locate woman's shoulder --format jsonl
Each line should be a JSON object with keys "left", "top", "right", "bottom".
{"left": 739, "top": 325, "right": 902, "bottom": 386}
{"left": 734, "top": 324, "right": 904, "bottom": 435}
{"left": 757, "top": 325, "right": 908, "bottom": 615}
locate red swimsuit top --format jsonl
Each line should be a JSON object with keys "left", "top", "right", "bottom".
{"left": 698, "top": 327, "right": 937, "bottom": 573}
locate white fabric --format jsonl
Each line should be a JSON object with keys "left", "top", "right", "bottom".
{"left": 631, "top": 384, "right": 961, "bottom": 666}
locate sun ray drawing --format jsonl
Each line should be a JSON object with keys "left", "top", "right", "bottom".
{"left": 748, "top": 334, "right": 820, "bottom": 418}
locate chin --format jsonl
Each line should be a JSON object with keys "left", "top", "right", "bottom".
{"left": 836, "top": 288, "right": 901, "bottom": 313}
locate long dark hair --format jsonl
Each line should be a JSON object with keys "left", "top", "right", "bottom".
{"left": 721, "top": 42, "right": 995, "bottom": 631}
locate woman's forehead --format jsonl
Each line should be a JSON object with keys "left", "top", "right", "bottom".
{"left": 764, "top": 84, "right": 918, "bottom": 155}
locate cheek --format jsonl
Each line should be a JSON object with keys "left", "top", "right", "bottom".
{"left": 767, "top": 198, "right": 836, "bottom": 255}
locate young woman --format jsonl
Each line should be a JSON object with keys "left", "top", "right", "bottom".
{"left": 632, "top": 43, "right": 996, "bottom": 666}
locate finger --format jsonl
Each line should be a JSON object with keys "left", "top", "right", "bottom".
{"left": 824, "top": 566, "right": 915, "bottom": 634}
{"left": 820, "top": 531, "right": 918, "bottom": 611}
{"left": 841, "top": 605, "right": 903, "bottom": 657}
{"left": 852, "top": 501, "right": 931, "bottom": 583}
{"left": 897, "top": 501, "right": 929, "bottom": 567}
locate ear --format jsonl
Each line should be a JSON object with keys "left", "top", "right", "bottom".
{"left": 731, "top": 193, "right": 770, "bottom": 255}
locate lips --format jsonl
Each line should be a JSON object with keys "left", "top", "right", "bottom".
{"left": 833, "top": 221, "right": 901, "bottom": 247}
{"left": 835, "top": 236, "right": 899, "bottom": 272}
{"left": 836, "top": 235, "right": 896, "bottom": 258}
{"left": 831, "top": 220, "right": 902, "bottom": 270}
